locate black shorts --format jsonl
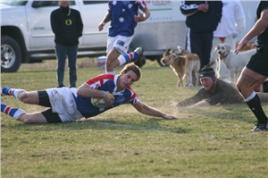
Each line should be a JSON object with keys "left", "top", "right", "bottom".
{"left": 38, "top": 91, "right": 62, "bottom": 123}
{"left": 246, "top": 47, "right": 268, "bottom": 76}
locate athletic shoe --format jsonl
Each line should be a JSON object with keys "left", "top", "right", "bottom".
{"left": 252, "top": 123, "right": 268, "bottom": 132}
{"left": 133, "top": 47, "right": 143, "bottom": 60}
{"left": 133, "top": 47, "right": 146, "bottom": 67}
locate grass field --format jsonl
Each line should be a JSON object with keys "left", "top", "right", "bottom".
{"left": 1, "top": 59, "right": 268, "bottom": 178}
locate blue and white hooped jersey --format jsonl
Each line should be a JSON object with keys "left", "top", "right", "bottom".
{"left": 108, "top": 0, "right": 147, "bottom": 37}
{"left": 75, "top": 74, "right": 139, "bottom": 118}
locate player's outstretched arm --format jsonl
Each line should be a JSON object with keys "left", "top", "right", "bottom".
{"left": 132, "top": 101, "right": 177, "bottom": 120}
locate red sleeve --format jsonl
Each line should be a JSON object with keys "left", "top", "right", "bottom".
{"left": 86, "top": 74, "right": 114, "bottom": 86}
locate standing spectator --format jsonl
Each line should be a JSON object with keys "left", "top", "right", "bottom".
{"left": 235, "top": 1, "right": 268, "bottom": 132}
{"left": 180, "top": 1, "right": 222, "bottom": 69}
{"left": 213, "top": 0, "right": 246, "bottom": 47}
{"left": 98, "top": 0, "right": 150, "bottom": 73}
{"left": 50, "top": 0, "right": 83, "bottom": 88}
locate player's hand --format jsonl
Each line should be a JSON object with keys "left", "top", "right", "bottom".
{"left": 162, "top": 114, "right": 177, "bottom": 120}
{"left": 235, "top": 39, "right": 247, "bottom": 54}
{"left": 98, "top": 22, "right": 105, "bottom": 31}
{"left": 198, "top": 3, "right": 208, "bottom": 12}
{"left": 102, "top": 92, "right": 114, "bottom": 107}
{"left": 134, "top": 14, "right": 146, "bottom": 22}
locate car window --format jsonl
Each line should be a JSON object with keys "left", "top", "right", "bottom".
{"left": 83, "top": 1, "right": 107, "bottom": 5}
{"left": 0, "top": 0, "right": 28, "bottom": 6}
{"left": 32, "top": 1, "right": 75, "bottom": 8}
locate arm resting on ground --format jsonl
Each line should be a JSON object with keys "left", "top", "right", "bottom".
{"left": 132, "top": 101, "right": 176, "bottom": 120}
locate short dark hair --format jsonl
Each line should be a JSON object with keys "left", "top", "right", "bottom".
{"left": 199, "top": 66, "right": 215, "bottom": 78}
{"left": 120, "top": 63, "right": 141, "bottom": 81}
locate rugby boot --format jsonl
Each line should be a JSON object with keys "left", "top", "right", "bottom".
{"left": 133, "top": 47, "right": 146, "bottom": 67}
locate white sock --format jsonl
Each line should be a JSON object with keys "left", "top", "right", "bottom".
{"left": 244, "top": 92, "right": 256, "bottom": 102}
{"left": 13, "top": 109, "right": 25, "bottom": 119}
{"left": 118, "top": 54, "right": 128, "bottom": 66}
{"left": 13, "top": 89, "right": 24, "bottom": 99}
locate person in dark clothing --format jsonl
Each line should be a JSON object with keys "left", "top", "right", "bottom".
{"left": 177, "top": 67, "right": 243, "bottom": 107}
{"left": 180, "top": 1, "right": 222, "bottom": 69}
{"left": 235, "top": 1, "right": 268, "bottom": 132}
{"left": 50, "top": 0, "right": 83, "bottom": 88}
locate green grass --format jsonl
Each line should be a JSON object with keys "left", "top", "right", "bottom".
{"left": 1, "top": 60, "right": 268, "bottom": 178}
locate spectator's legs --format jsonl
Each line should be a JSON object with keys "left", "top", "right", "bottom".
{"left": 190, "top": 30, "right": 203, "bottom": 69}
{"left": 55, "top": 44, "right": 67, "bottom": 87}
{"left": 190, "top": 31, "right": 213, "bottom": 69}
{"left": 202, "top": 32, "right": 213, "bottom": 68}
{"left": 67, "top": 46, "right": 78, "bottom": 88}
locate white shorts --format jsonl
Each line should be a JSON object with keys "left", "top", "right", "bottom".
{"left": 46, "top": 87, "right": 83, "bottom": 122}
{"left": 106, "top": 35, "right": 133, "bottom": 54}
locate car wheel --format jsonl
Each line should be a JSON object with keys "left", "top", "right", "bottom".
{"left": 1, "top": 36, "right": 21, "bottom": 72}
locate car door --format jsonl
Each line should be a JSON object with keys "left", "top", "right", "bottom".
{"left": 26, "top": 0, "right": 78, "bottom": 51}
{"left": 79, "top": 0, "right": 107, "bottom": 49}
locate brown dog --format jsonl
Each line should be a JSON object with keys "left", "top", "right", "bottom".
{"left": 161, "top": 47, "right": 200, "bottom": 87}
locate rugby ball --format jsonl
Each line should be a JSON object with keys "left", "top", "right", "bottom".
{"left": 91, "top": 98, "right": 106, "bottom": 111}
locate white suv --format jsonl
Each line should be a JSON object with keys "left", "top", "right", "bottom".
{"left": 1, "top": 0, "right": 187, "bottom": 72}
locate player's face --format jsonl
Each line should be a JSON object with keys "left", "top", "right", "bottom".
{"left": 120, "top": 71, "right": 138, "bottom": 88}
{"left": 200, "top": 77, "right": 214, "bottom": 91}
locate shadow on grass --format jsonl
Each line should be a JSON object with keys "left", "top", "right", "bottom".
{"left": 182, "top": 104, "right": 254, "bottom": 124}
{"left": 6, "top": 118, "right": 190, "bottom": 134}
{"left": 18, "top": 69, "right": 56, "bottom": 74}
